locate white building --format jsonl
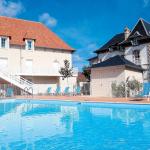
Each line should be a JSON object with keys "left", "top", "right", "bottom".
{"left": 0, "top": 16, "right": 77, "bottom": 94}
{"left": 89, "top": 18, "right": 150, "bottom": 97}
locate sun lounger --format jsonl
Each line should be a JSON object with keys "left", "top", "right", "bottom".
{"left": 63, "top": 87, "right": 70, "bottom": 95}
{"left": 136, "top": 83, "right": 150, "bottom": 101}
{"left": 47, "top": 87, "right": 52, "bottom": 95}
{"left": 6, "top": 87, "right": 14, "bottom": 97}
{"left": 55, "top": 86, "right": 61, "bottom": 95}
{"left": 74, "top": 86, "right": 81, "bottom": 95}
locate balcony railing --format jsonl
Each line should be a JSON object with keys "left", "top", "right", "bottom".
{"left": 18, "top": 67, "right": 78, "bottom": 76}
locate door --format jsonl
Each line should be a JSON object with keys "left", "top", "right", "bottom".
{"left": 0, "top": 58, "right": 8, "bottom": 71}
{"left": 25, "top": 59, "right": 33, "bottom": 74}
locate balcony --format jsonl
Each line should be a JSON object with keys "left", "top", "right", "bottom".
{"left": 18, "top": 67, "right": 78, "bottom": 77}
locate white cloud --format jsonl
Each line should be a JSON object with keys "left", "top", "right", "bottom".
{"left": 39, "top": 13, "right": 57, "bottom": 27}
{"left": 0, "top": 0, "right": 23, "bottom": 17}
{"left": 143, "top": 0, "right": 149, "bottom": 7}
{"left": 73, "top": 54, "right": 83, "bottom": 62}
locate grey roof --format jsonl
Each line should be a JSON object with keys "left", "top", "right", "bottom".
{"left": 91, "top": 55, "right": 143, "bottom": 72}
{"left": 129, "top": 19, "right": 150, "bottom": 37}
{"left": 143, "top": 19, "right": 150, "bottom": 35}
{"left": 95, "top": 33, "right": 125, "bottom": 53}
{"left": 88, "top": 56, "right": 98, "bottom": 61}
{"left": 95, "top": 18, "right": 150, "bottom": 53}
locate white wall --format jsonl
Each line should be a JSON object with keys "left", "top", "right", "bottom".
{"left": 59, "top": 77, "right": 77, "bottom": 93}
{"left": 91, "top": 66, "right": 125, "bottom": 97}
{"left": 23, "top": 76, "right": 77, "bottom": 94}
{"left": 0, "top": 45, "right": 77, "bottom": 94}
{"left": 125, "top": 69, "right": 143, "bottom": 83}
{"left": 0, "top": 45, "right": 72, "bottom": 75}
{"left": 125, "top": 43, "right": 149, "bottom": 81}
{"left": 91, "top": 66, "right": 143, "bottom": 97}
{"left": 125, "top": 44, "right": 148, "bottom": 66}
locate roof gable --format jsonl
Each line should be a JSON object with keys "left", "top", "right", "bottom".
{"left": 142, "top": 19, "right": 150, "bottom": 35}
{"left": 129, "top": 19, "right": 150, "bottom": 37}
{"left": 0, "top": 16, "right": 73, "bottom": 51}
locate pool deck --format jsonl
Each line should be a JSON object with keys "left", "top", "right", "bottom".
{"left": 14, "top": 95, "right": 150, "bottom": 104}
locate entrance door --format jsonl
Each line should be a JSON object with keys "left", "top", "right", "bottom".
{"left": 0, "top": 58, "right": 8, "bottom": 71}
{"left": 25, "top": 59, "right": 33, "bottom": 74}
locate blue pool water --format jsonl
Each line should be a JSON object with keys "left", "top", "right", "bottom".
{"left": 0, "top": 99, "right": 150, "bottom": 150}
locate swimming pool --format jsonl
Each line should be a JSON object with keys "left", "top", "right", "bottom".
{"left": 0, "top": 99, "right": 150, "bottom": 150}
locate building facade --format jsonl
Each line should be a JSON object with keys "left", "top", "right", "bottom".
{"left": 0, "top": 16, "right": 77, "bottom": 94}
{"left": 89, "top": 18, "right": 150, "bottom": 97}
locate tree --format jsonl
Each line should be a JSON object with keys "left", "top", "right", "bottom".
{"left": 59, "top": 60, "right": 73, "bottom": 85}
{"left": 82, "top": 66, "right": 91, "bottom": 81}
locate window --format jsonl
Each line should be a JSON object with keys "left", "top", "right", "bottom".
{"left": 1, "top": 38, "right": 6, "bottom": 48}
{"left": 53, "top": 60, "right": 60, "bottom": 71}
{"left": 25, "top": 59, "right": 33, "bottom": 73}
{"left": 133, "top": 50, "right": 141, "bottom": 65}
{"left": 26, "top": 40, "right": 34, "bottom": 51}
{"left": 132, "top": 38, "right": 138, "bottom": 46}
{"left": 0, "top": 37, "right": 9, "bottom": 49}
{"left": 0, "top": 58, "right": 8, "bottom": 71}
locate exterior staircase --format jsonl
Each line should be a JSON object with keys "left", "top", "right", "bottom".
{"left": 0, "top": 69, "right": 34, "bottom": 94}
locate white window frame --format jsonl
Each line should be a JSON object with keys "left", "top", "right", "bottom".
{"left": 25, "top": 39, "right": 34, "bottom": 51}
{"left": 133, "top": 50, "right": 141, "bottom": 65}
{"left": 0, "top": 36, "right": 9, "bottom": 49}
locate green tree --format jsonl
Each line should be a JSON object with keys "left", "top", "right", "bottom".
{"left": 82, "top": 66, "right": 91, "bottom": 81}
{"left": 59, "top": 60, "right": 73, "bottom": 85}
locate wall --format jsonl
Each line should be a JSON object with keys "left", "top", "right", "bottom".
{"left": 23, "top": 76, "right": 59, "bottom": 94}
{"left": 124, "top": 69, "right": 143, "bottom": 83}
{"left": 125, "top": 43, "right": 149, "bottom": 81}
{"left": 91, "top": 66, "right": 125, "bottom": 97}
{"left": 91, "top": 65, "right": 143, "bottom": 97}
{"left": 0, "top": 45, "right": 72, "bottom": 75}
{"left": 23, "top": 76, "right": 77, "bottom": 94}
{"left": 0, "top": 45, "right": 77, "bottom": 94}
{"left": 59, "top": 76, "right": 77, "bottom": 93}
{"left": 125, "top": 44, "right": 148, "bottom": 66}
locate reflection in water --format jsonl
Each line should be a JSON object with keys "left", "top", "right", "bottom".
{"left": 0, "top": 101, "right": 150, "bottom": 149}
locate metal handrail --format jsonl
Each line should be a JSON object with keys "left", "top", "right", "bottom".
{"left": 23, "top": 87, "right": 33, "bottom": 97}
{"left": 0, "top": 69, "right": 34, "bottom": 90}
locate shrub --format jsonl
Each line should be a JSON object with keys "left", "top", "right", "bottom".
{"left": 111, "top": 79, "right": 142, "bottom": 97}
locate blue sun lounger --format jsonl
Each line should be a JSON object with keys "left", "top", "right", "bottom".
{"left": 6, "top": 87, "right": 14, "bottom": 97}
{"left": 63, "top": 87, "right": 70, "bottom": 95}
{"left": 55, "top": 86, "right": 61, "bottom": 95}
{"left": 47, "top": 87, "right": 52, "bottom": 95}
{"left": 137, "top": 83, "right": 150, "bottom": 101}
{"left": 74, "top": 86, "right": 81, "bottom": 95}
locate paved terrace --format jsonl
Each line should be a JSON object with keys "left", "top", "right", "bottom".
{"left": 14, "top": 96, "right": 150, "bottom": 104}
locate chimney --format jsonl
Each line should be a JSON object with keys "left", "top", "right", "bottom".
{"left": 124, "top": 27, "right": 130, "bottom": 40}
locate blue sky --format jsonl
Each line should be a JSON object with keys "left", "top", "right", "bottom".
{"left": 0, "top": 0, "right": 150, "bottom": 70}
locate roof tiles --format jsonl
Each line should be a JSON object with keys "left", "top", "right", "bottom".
{"left": 0, "top": 16, "right": 73, "bottom": 51}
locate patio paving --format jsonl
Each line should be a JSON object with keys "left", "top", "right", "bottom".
{"left": 14, "top": 95, "right": 150, "bottom": 104}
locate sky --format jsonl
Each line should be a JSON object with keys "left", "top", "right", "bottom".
{"left": 0, "top": 0, "right": 150, "bottom": 70}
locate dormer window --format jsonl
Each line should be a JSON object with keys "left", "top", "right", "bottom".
{"left": 0, "top": 37, "right": 9, "bottom": 49}
{"left": 25, "top": 39, "right": 34, "bottom": 51}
